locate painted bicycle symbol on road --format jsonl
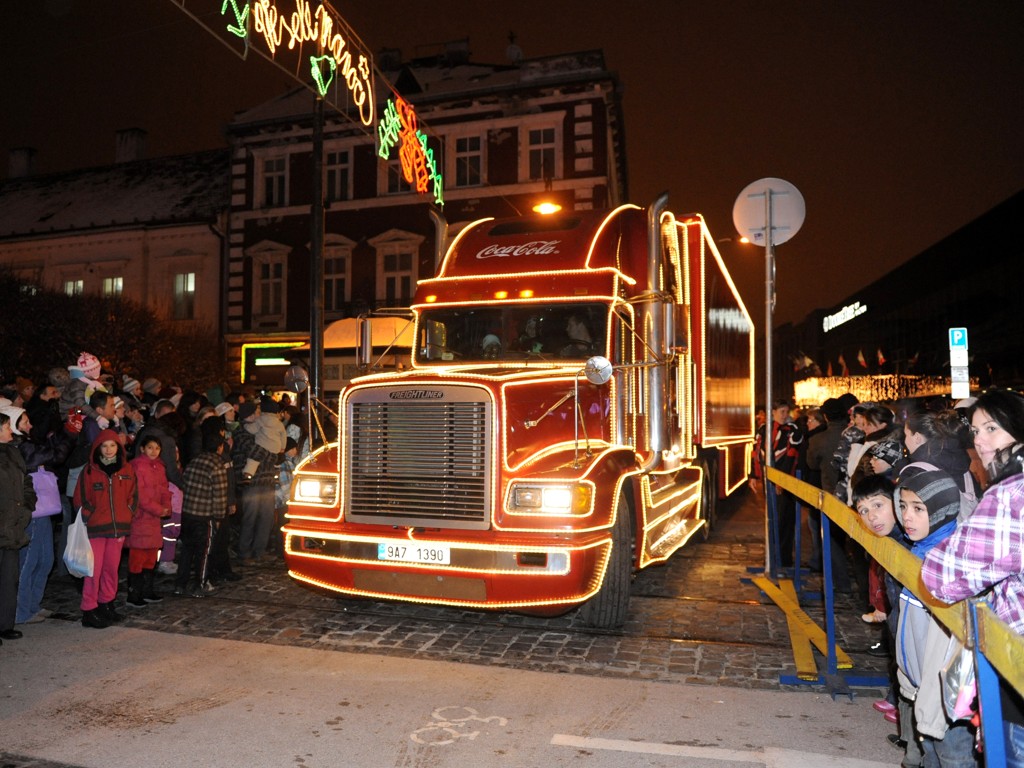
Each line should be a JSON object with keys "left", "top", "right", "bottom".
{"left": 410, "top": 706, "right": 509, "bottom": 745}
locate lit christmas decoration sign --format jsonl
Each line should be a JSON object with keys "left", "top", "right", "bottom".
{"left": 378, "top": 96, "right": 444, "bottom": 206}
{"left": 171, "top": 1, "right": 374, "bottom": 127}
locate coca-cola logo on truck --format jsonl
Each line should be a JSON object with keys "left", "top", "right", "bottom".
{"left": 475, "top": 240, "right": 561, "bottom": 259}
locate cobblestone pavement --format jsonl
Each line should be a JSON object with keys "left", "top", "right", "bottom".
{"left": 35, "top": 488, "right": 890, "bottom": 695}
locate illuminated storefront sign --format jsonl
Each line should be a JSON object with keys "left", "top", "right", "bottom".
{"left": 378, "top": 97, "right": 444, "bottom": 206}
{"left": 822, "top": 301, "right": 866, "bottom": 332}
{"left": 172, "top": 0, "right": 374, "bottom": 127}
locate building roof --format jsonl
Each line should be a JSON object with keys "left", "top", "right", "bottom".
{"left": 0, "top": 149, "right": 229, "bottom": 239}
{"left": 231, "top": 50, "right": 614, "bottom": 128}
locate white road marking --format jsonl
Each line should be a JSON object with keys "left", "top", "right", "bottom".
{"left": 551, "top": 734, "right": 895, "bottom": 767}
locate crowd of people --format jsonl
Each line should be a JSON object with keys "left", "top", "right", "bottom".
{"left": 0, "top": 351, "right": 307, "bottom": 637}
{"left": 752, "top": 389, "right": 1024, "bottom": 767}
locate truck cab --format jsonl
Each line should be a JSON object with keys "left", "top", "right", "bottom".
{"left": 283, "top": 198, "right": 754, "bottom": 627}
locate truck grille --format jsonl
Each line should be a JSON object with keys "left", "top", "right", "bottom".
{"left": 346, "top": 390, "right": 492, "bottom": 529}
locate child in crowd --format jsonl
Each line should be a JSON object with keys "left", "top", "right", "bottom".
{"left": 241, "top": 397, "right": 286, "bottom": 478}
{"left": 894, "top": 467, "right": 979, "bottom": 767}
{"left": 852, "top": 474, "right": 915, "bottom": 760}
{"left": 73, "top": 429, "right": 138, "bottom": 629}
{"left": 127, "top": 436, "right": 172, "bottom": 607}
{"left": 174, "top": 419, "right": 230, "bottom": 597}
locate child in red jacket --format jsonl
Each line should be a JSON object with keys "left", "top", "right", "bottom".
{"left": 73, "top": 429, "right": 137, "bottom": 628}
{"left": 127, "top": 436, "right": 172, "bottom": 607}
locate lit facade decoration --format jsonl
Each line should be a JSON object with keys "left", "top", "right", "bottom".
{"left": 173, "top": 0, "right": 375, "bottom": 127}
{"left": 793, "top": 375, "right": 981, "bottom": 408}
{"left": 377, "top": 97, "right": 443, "bottom": 205}
{"left": 282, "top": 202, "right": 755, "bottom": 626}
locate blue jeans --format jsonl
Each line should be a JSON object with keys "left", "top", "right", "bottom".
{"left": 1007, "top": 721, "right": 1024, "bottom": 768}
{"left": 920, "top": 722, "right": 978, "bottom": 767}
{"left": 238, "top": 484, "right": 276, "bottom": 560}
{"left": 16, "top": 516, "right": 55, "bottom": 623}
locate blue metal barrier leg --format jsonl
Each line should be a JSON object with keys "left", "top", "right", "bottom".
{"left": 972, "top": 600, "right": 1007, "bottom": 768}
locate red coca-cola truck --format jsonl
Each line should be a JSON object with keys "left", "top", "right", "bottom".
{"left": 282, "top": 196, "right": 755, "bottom": 627}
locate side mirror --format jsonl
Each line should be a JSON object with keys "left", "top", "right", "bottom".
{"left": 284, "top": 364, "right": 309, "bottom": 393}
{"left": 584, "top": 356, "right": 613, "bottom": 385}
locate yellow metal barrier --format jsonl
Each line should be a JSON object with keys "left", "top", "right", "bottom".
{"left": 767, "top": 467, "right": 1024, "bottom": 759}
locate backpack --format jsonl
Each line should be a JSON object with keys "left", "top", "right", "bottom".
{"left": 903, "top": 460, "right": 979, "bottom": 521}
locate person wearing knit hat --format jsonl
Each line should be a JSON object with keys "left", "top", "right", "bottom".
{"left": 14, "top": 377, "right": 34, "bottom": 406}
{"left": 59, "top": 353, "right": 107, "bottom": 423}
{"left": 140, "top": 378, "right": 162, "bottom": 407}
{"left": 866, "top": 438, "right": 904, "bottom": 475}
{"left": 121, "top": 376, "right": 141, "bottom": 396}
{"left": 77, "top": 352, "right": 101, "bottom": 381}
{"left": 0, "top": 406, "right": 30, "bottom": 436}
{"left": 892, "top": 462, "right": 976, "bottom": 763}
{"left": 896, "top": 466, "right": 960, "bottom": 540}
{"left": 48, "top": 367, "right": 71, "bottom": 391}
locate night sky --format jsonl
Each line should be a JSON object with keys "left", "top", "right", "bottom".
{"left": 3, "top": 1, "right": 1022, "bottom": 328}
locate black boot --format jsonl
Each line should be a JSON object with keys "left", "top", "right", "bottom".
{"left": 82, "top": 609, "right": 110, "bottom": 629}
{"left": 126, "top": 573, "right": 147, "bottom": 608}
{"left": 142, "top": 568, "right": 163, "bottom": 603}
{"left": 98, "top": 601, "right": 124, "bottom": 623}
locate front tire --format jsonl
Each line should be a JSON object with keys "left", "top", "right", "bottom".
{"left": 578, "top": 489, "right": 634, "bottom": 628}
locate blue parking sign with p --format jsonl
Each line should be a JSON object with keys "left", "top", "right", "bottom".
{"left": 949, "top": 327, "right": 968, "bottom": 348}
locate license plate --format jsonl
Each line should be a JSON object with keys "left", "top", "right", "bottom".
{"left": 377, "top": 542, "right": 451, "bottom": 565}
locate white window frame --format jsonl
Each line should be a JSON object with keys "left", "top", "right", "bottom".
{"left": 258, "top": 154, "right": 289, "bottom": 208}
{"left": 102, "top": 276, "right": 123, "bottom": 297}
{"left": 520, "top": 119, "right": 562, "bottom": 183}
{"left": 324, "top": 147, "right": 352, "bottom": 203}
{"left": 383, "top": 157, "right": 414, "bottom": 196}
{"left": 247, "top": 241, "right": 290, "bottom": 328}
{"left": 322, "top": 234, "right": 355, "bottom": 313}
{"left": 368, "top": 229, "right": 424, "bottom": 305}
{"left": 172, "top": 271, "right": 196, "bottom": 320}
{"left": 450, "top": 132, "right": 485, "bottom": 188}
{"left": 64, "top": 278, "right": 84, "bottom": 296}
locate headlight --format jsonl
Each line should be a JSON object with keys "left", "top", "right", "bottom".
{"left": 291, "top": 474, "right": 339, "bottom": 506}
{"left": 507, "top": 482, "right": 593, "bottom": 516}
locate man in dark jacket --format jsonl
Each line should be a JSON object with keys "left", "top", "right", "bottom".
{"left": 805, "top": 397, "right": 854, "bottom": 591}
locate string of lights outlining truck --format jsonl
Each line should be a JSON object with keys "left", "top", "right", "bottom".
{"left": 282, "top": 197, "right": 756, "bottom": 628}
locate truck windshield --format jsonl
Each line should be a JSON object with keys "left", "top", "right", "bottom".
{"left": 415, "top": 304, "right": 608, "bottom": 364}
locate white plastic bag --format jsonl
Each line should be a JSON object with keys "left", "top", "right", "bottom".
{"left": 63, "top": 509, "right": 94, "bottom": 578}
{"left": 940, "top": 636, "right": 977, "bottom": 721}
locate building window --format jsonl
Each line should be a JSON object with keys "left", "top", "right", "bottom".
{"left": 325, "top": 150, "right": 350, "bottom": 202}
{"left": 369, "top": 230, "right": 424, "bottom": 306}
{"left": 102, "top": 276, "right": 123, "bottom": 297}
{"left": 528, "top": 127, "right": 557, "bottom": 182}
{"left": 454, "top": 135, "right": 482, "bottom": 187}
{"left": 324, "top": 248, "right": 351, "bottom": 313}
{"left": 262, "top": 156, "right": 287, "bottom": 207}
{"left": 173, "top": 272, "right": 195, "bottom": 320}
{"left": 258, "top": 259, "right": 284, "bottom": 317}
{"left": 385, "top": 158, "right": 413, "bottom": 195}
{"left": 64, "top": 279, "right": 83, "bottom": 296}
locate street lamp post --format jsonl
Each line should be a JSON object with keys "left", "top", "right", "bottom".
{"left": 734, "top": 178, "right": 805, "bottom": 576}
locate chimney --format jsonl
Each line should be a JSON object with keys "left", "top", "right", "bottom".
{"left": 8, "top": 147, "right": 36, "bottom": 178}
{"left": 115, "top": 128, "right": 147, "bottom": 163}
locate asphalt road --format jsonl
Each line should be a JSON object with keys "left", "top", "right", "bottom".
{"left": 0, "top": 488, "right": 901, "bottom": 767}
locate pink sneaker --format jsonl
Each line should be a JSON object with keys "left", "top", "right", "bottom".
{"left": 873, "top": 699, "right": 897, "bottom": 714}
